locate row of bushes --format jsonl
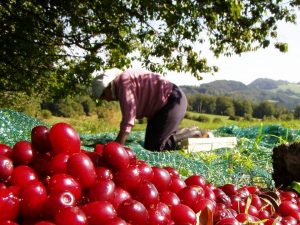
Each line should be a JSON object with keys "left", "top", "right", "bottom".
{"left": 185, "top": 112, "right": 223, "bottom": 123}
{"left": 0, "top": 91, "right": 42, "bottom": 117}
{"left": 1, "top": 91, "right": 296, "bottom": 124}
{"left": 184, "top": 111, "right": 295, "bottom": 124}
{"left": 0, "top": 91, "right": 121, "bottom": 120}
{"left": 41, "top": 97, "right": 121, "bottom": 121}
{"left": 41, "top": 95, "right": 96, "bottom": 118}
{"left": 187, "top": 93, "right": 299, "bottom": 120}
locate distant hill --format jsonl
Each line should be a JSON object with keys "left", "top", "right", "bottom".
{"left": 248, "top": 78, "right": 289, "bottom": 89}
{"left": 180, "top": 78, "right": 300, "bottom": 110}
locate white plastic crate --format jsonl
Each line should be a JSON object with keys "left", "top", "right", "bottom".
{"left": 180, "top": 137, "right": 237, "bottom": 153}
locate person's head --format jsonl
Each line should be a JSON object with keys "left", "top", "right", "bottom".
{"left": 91, "top": 68, "right": 123, "bottom": 101}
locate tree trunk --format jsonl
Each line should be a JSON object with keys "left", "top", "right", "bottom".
{"left": 272, "top": 142, "right": 300, "bottom": 188}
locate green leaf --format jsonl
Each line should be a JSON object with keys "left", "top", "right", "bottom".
{"left": 289, "top": 181, "right": 300, "bottom": 194}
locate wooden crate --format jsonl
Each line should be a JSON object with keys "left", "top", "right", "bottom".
{"left": 180, "top": 137, "right": 237, "bottom": 153}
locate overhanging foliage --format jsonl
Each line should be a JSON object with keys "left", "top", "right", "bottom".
{"left": 1, "top": 0, "right": 299, "bottom": 98}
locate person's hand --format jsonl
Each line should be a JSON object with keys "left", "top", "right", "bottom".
{"left": 116, "top": 130, "right": 129, "bottom": 145}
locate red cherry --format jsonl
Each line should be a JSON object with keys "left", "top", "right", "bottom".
{"left": 0, "top": 188, "right": 20, "bottom": 221}
{"left": 204, "top": 185, "right": 216, "bottom": 201}
{"left": 258, "top": 209, "right": 271, "bottom": 220}
{"left": 48, "top": 122, "right": 81, "bottom": 155}
{"left": 193, "top": 198, "right": 216, "bottom": 213}
{"left": 214, "top": 188, "right": 232, "bottom": 208}
{"left": 185, "top": 175, "right": 206, "bottom": 188}
{"left": 0, "top": 182, "right": 6, "bottom": 190}
{"left": 54, "top": 206, "right": 88, "bottom": 225}
{"left": 114, "top": 165, "right": 141, "bottom": 191}
{"left": 251, "top": 194, "right": 263, "bottom": 210}
{"left": 169, "top": 176, "right": 187, "bottom": 193}
{"left": 171, "top": 204, "right": 196, "bottom": 225}
{"left": 124, "top": 147, "right": 137, "bottom": 164}
{"left": 136, "top": 160, "right": 154, "bottom": 181}
{"left": 12, "top": 141, "right": 35, "bottom": 165}
{"left": 237, "top": 186, "right": 250, "bottom": 199}
{"left": 213, "top": 208, "right": 235, "bottom": 223}
{"left": 281, "top": 216, "right": 297, "bottom": 225}
{"left": 94, "top": 144, "right": 104, "bottom": 155}
{"left": 44, "top": 191, "right": 76, "bottom": 218}
{"left": 278, "top": 201, "right": 300, "bottom": 218}
{"left": 280, "top": 190, "right": 298, "bottom": 201}
{"left": 160, "top": 191, "right": 180, "bottom": 208}
{"left": 131, "top": 180, "right": 159, "bottom": 209}
{"left": 10, "top": 165, "right": 38, "bottom": 187}
{"left": 110, "top": 187, "right": 131, "bottom": 211}
{"left": 220, "top": 183, "right": 237, "bottom": 196}
{"left": 178, "top": 186, "right": 203, "bottom": 210}
{"left": 95, "top": 166, "right": 113, "bottom": 180}
{"left": 84, "top": 151, "right": 103, "bottom": 167}
{"left": 215, "top": 217, "right": 240, "bottom": 225}
{"left": 0, "top": 143, "right": 13, "bottom": 158}
{"left": 67, "top": 152, "right": 97, "bottom": 189}
{"left": 88, "top": 179, "right": 115, "bottom": 202}
{"left": 236, "top": 213, "right": 258, "bottom": 223}
{"left": 230, "top": 195, "right": 243, "bottom": 211}
{"left": 48, "top": 153, "right": 70, "bottom": 175}
{"left": 81, "top": 201, "right": 117, "bottom": 225}
{"left": 245, "top": 185, "right": 260, "bottom": 194}
{"left": 34, "top": 221, "right": 56, "bottom": 225}
{"left": 148, "top": 207, "right": 169, "bottom": 225}
{"left": 118, "top": 199, "right": 149, "bottom": 225}
{"left": 29, "top": 153, "right": 51, "bottom": 176}
{"left": 0, "top": 155, "right": 13, "bottom": 182}
{"left": 240, "top": 204, "right": 259, "bottom": 217}
{"left": 47, "top": 173, "right": 82, "bottom": 200}
{"left": 151, "top": 167, "right": 171, "bottom": 192}
{"left": 19, "top": 180, "right": 47, "bottom": 219}
{"left": 104, "top": 217, "right": 127, "bottom": 225}
{"left": 31, "top": 125, "right": 51, "bottom": 153}
{"left": 163, "top": 166, "right": 180, "bottom": 178}
{"left": 102, "top": 142, "right": 130, "bottom": 171}
{"left": 264, "top": 218, "right": 283, "bottom": 225}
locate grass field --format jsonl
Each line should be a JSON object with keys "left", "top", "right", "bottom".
{"left": 40, "top": 111, "right": 300, "bottom": 135}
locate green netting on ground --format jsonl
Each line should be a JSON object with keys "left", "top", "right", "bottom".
{"left": 2, "top": 109, "right": 300, "bottom": 189}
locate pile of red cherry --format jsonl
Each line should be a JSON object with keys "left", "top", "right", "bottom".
{"left": 0, "top": 122, "right": 300, "bottom": 225}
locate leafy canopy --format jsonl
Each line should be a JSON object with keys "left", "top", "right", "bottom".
{"left": 1, "top": 0, "right": 299, "bottom": 98}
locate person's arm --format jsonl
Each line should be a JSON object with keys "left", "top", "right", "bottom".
{"left": 115, "top": 130, "right": 130, "bottom": 146}
{"left": 115, "top": 74, "right": 135, "bottom": 146}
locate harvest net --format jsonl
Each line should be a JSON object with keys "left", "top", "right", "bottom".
{"left": 2, "top": 109, "right": 300, "bottom": 189}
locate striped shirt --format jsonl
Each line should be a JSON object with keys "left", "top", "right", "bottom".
{"left": 113, "top": 68, "right": 173, "bottom": 133}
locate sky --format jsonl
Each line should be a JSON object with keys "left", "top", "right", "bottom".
{"left": 166, "top": 10, "right": 300, "bottom": 86}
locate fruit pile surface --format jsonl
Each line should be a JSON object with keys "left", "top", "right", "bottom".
{"left": 1, "top": 122, "right": 300, "bottom": 225}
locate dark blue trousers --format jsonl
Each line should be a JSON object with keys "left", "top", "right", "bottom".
{"left": 144, "top": 85, "right": 187, "bottom": 151}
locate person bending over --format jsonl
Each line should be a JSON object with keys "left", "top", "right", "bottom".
{"left": 91, "top": 68, "right": 205, "bottom": 151}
